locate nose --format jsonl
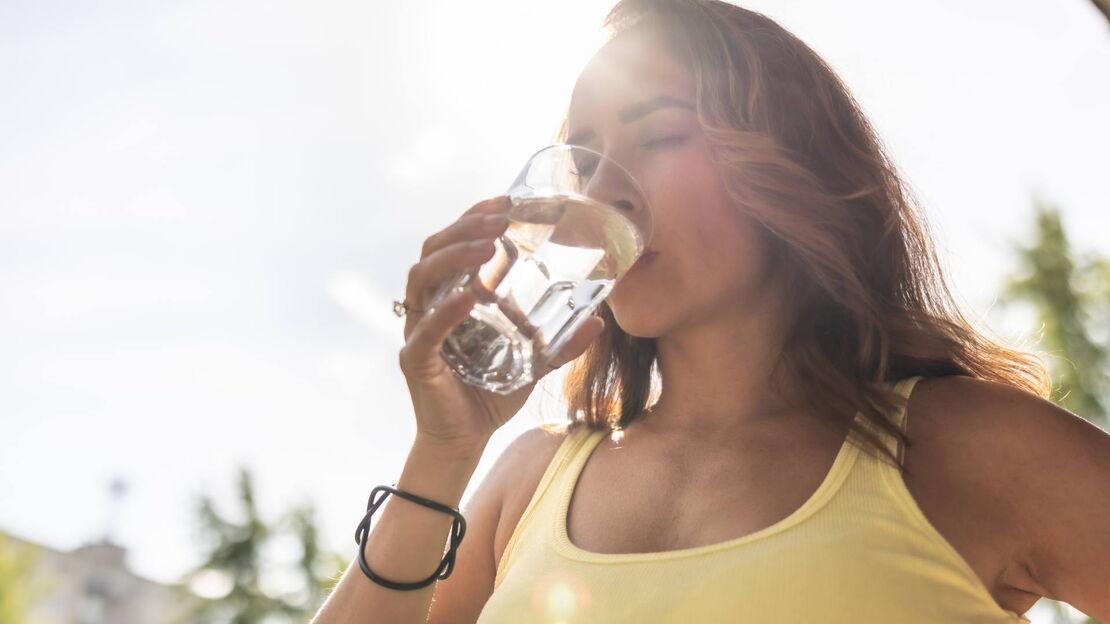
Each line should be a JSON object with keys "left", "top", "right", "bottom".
{"left": 578, "top": 151, "right": 653, "bottom": 247}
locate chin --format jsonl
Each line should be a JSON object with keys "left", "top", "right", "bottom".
{"left": 605, "top": 302, "right": 670, "bottom": 339}
{"left": 605, "top": 263, "right": 670, "bottom": 337}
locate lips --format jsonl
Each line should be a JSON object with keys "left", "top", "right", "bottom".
{"left": 632, "top": 250, "right": 658, "bottom": 269}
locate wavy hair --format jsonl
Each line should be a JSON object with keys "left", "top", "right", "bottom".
{"left": 546, "top": 0, "right": 1051, "bottom": 474}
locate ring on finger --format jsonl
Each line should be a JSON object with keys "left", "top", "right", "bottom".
{"left": 392, "top": 299, "right": 427, "bottom": 317}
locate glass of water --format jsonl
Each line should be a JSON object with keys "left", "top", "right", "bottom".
{"left": 429, "top": 144, "right": 654, "bottom": 395}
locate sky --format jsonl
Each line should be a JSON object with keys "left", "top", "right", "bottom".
{"left": 1, "top": 0, "right": 1107, "bottom": 618}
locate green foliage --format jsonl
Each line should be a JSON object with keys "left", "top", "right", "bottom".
{"left": 999, "top": 196, "right": 1109, "bottom": 428}
{"left": 282, "top": 502, "right": 350, "bottom": 613}
{"left": 179, "top": 466, "right": 347, "bottom": 624}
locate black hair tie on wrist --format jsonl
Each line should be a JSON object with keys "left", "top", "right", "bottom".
{"left": 353, "top": 484, "right": 467, "bottom": 591}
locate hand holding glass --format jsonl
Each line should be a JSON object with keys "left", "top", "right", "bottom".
{"left": 429, "top": 144, "right": 654, "bottom": 395}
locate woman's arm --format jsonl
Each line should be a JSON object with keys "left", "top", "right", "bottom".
{"left": 937, "top": 376, "right": 1110, "bottom": 620}
{"left": 310, "top": 435, "right": 488, "bottom": 624}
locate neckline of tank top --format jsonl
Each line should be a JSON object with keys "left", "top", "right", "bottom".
{"left": 551, "top": 407, "right": 871, "bottom": 563}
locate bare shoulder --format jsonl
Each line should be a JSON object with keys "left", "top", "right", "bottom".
{"left": 491, "top": 424, "right": 577, "bottom": 568}
{"left": 492, "top": 423, "right": 575, "bottom": 498}
{"left": 909, "top": 375, "right": 1107, "bottom": 458}
{"left": 908, "top": 375, "right": 1110, "bottom": 618}
{"left": 426, "top": 424, "right": 574, "bottom": 624}
{"left": 910, "top": 375, "right": 1040, "bottom": 438}
{"left": 495, "top": 423, "right": 576, "bottom": 516}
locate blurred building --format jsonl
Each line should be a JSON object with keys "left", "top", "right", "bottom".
{"left": 1, "top": 529, "right": 207, "bottom": 624}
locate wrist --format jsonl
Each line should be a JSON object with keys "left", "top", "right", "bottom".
{"left": 395, "top": 437, "right": 485, "bottom": 511}
{"left": 412, "top": 431, "right": 489, "bottom": 464}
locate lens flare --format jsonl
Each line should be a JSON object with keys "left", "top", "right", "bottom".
{"left": 530, "top": 571, "right": 592, "bottom": 620}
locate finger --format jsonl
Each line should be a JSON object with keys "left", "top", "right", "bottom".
{"left": 403, "top": 239, "right": 497, "bottom": 341}
{"left": 461, "top": 194, "right": 511, "bottom": 219}
{"left": 420, "top": 210, "right": 509, "bottom": 261}
{"left": 401, "top": 287, "right": 480, "bottom": 377}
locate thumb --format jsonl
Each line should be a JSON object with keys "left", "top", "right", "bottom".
{"left": 540, "top": 315, "right": 606, "bottom": 377}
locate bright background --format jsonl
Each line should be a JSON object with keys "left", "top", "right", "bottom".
{"left": 1, "top": 1, "right": 1107, "bottom": 620}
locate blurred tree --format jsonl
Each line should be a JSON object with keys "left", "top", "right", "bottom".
{"left": 180, "top": 466, "right": 346, "bottom": 624}
{"left": 280, "top": 503, "right": 349, "bottom": 616}
{"left": 997, "top": 197, "right": 1108, "bottom": 624}
{"left": 999, "top": 197, "right": 1109, "bottom": 428}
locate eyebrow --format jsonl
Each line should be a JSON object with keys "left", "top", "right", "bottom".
{"left": 566, "top": 95, "right": 694, "bottom": 146}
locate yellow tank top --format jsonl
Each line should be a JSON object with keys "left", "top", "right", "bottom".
{"left": 475, "top": 375, "right": 1031, "bottom": 623}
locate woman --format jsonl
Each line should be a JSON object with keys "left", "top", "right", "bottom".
{"left": 312, "top": 1, "right": 1110, "bottom": 623}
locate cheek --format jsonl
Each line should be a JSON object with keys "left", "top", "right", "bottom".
{"left": 652, "top": 159, "right": 757, "bottom": 273}
{"left": 683, "top": 216, "right": 767, "bottom": 293}
{"left": 665, "top": 199, "right": 770, "bottom": 300}
{"left": 617, "top": 143, "right": 771, "bottom": 300}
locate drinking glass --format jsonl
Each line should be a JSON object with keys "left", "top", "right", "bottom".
{"left": 429, "top": 144, "right": 653, "bottom": 395}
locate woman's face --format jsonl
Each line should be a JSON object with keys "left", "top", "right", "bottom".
{"left": 567, "top": 24, "right": 777, "bottom": 338}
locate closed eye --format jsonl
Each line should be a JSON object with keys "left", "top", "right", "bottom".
{"left": 640, "top": 135, "right": 687, "bottom": 148}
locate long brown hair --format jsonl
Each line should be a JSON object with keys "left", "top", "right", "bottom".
{"left": 547, "top": 0, "right": 1051, "bottom": 474}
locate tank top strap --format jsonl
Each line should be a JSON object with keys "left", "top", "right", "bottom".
{"left": 493, "top": 423, "right": 601, "bottom": 588}
{"left": 894, "top": 375, "right": 927, "bottom": 464}
{"left": 858, "top": 375, "right": 925, "bottom": 464}
{"left": 524, "top": 424, "right": 598, "bottom": 514}
{"left": 890, "top": 375, "right": 925, "bottom": 423}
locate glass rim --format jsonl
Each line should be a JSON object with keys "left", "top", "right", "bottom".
{"left": 522, "top": 143, "right": 652, "bottom": 207}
